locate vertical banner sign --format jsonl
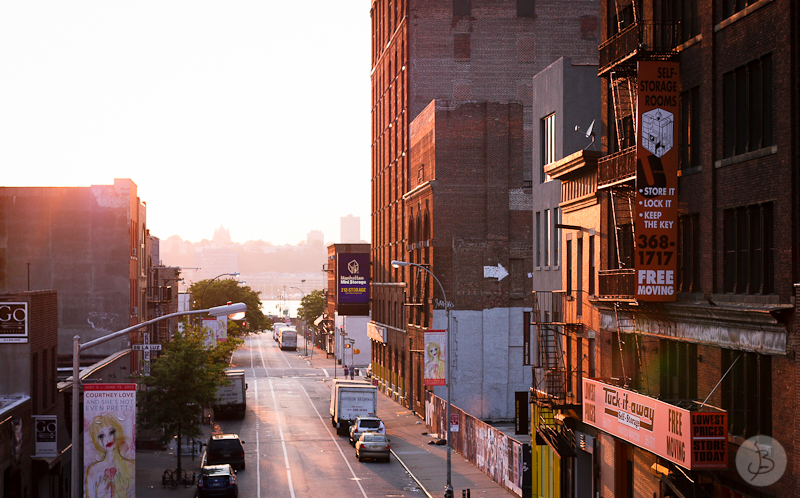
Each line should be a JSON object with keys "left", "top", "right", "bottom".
{"left": 34, "top": 415, "right": 58, "bottom": 457}
{"left": 83, "top": 384, "right": 136, "bottom": 498}
{"left": 423, "top": 329, "right": 447, "bottom": 386}
{"left": 337, "top": 253, "right": 370, "bottom": 304}
{"left": 636, "top": 61, "right": 680, "bottom": 302}
{"left": 515, "top": 392, "right": 529, "bottom": 435}
{"left": 216, "top": 316, "right": 228, "bottom": 343}
{"left": 202, "top": 317, "right": 217, "bottom": 348}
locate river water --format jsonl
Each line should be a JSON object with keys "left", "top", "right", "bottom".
{"left": 260, "top": 299, "right": 303, "bottom": 318}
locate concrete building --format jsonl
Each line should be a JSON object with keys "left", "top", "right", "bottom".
{"left": 0, "top": 179, "right": 150, "bottom": 364}
{"left": 529, "top": 1, "right": 800, "bottom": 496}
{"left": 370, "top": 0, "right": 601, "bottom": 422}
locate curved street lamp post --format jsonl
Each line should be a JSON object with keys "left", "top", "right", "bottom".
{"left": 391, "top": 260, "right": 453, "bottom": 498}
{"left": 70, "top": 302, "right": 248, "bottom": 498}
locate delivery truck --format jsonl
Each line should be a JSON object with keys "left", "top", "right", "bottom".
{"left": 329, "top": 379, "right": 378, "bottom": 436}
{"left": 213, "top": 370, "right": 247, "bottom": 419}
{"left": 278, "top": 327, "right": 298, "bottom": 351}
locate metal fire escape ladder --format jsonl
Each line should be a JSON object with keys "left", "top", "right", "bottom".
{"left": 610, "top": 187, "right": 637, "bottom": 269}
{"left": 611, "top": 72, "right": 637, "bottom": 152}
{"left": 614, "top": 303, "right": 649, "bottom": 393}
{"left": 532, "top": 292, "right": 566, "bottom": 404}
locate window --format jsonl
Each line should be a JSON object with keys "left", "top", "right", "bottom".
{"left": 453, "top": 33, "right": 470, "bottom": 60}
{"left": 517, "top": 0, "right": 535, "bottom": 17}
{"left": 535, "top": 212, "right": 541, "bottom": 267}
{"left": 418, "top": 164, "right": 425, "bottom": 185}
{"left": 677, "top": 214, "right": 700, "bottom": 293}
{"left": 659, "top": 340, "right": 697, "bottom": 400}
{"left": 723, "top": 203, "right": 774, "bottom": 294}
{"left": 588, "top": 235, "right": 596, "bottom": 295}
{"left": 680, "top": 86, "right": 700, "bottom": 171}
{"left": 552, "top": 208, "right": 560, "bottom": 266}
{"left": 723, "top": 54, "right": 773, "bottom": 158}
{"left": 577, "top": 237, "right": 583, "bottom": 314}
{"left": 544, "top": 210, "right": 551, "bottom": 266}
{"left": 724, "top": 0, "right": 757, "bottom": 18}
{"left": 721, "top": 350, "right": 771, "bottom": 437}
{"left": 453, "top": 0, "right": 470, "bottom": 17}
{"left": 566, "top": 239, "right": 572, "bottom": 294}
{"left": 611, "top": 332, "right": 641, "bottom": 389}
{"left": 542, "top": 113, "right": 556, "bottom": 182}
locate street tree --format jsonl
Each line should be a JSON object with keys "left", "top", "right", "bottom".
{"left": 297, "top": 289, "right": 325, "bottom": 328}
{"left": 136, "top": 326, "right": 241, "bottom": 476}
{"left": 190, "top": 278, "right": 271, "bottom": 333}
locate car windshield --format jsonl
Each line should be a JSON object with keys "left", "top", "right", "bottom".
{"left": 359, "top": 419, "right": 381, "bottom": 429}
{"left": 363, "top": 434, "right": 386, "bottom": 442}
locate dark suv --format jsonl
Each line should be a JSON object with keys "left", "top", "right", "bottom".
{"left": 197, "top": 464, "right": 238, "bottom": 498}
{"left": 205, "top": 434, "right": 246, "bottom": 470}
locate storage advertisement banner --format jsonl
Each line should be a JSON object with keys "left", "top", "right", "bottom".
{"left": 636, "top": 61, "right": 680, "bottom": 302}
{"left": 582, "top": 378, "right": 727, "bottom": 470}
{"left": 337, "top": 253, "right": 370, "bottom": 304}
{"left": 424, "top": 330, "right": 446, "bottom": 386}
{"left": 84, "top": 383, "right": 136, "bottom": 498}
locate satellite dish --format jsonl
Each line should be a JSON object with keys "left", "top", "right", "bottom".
{"left": 575, "top": 119, "right": 596, "bottom": 150}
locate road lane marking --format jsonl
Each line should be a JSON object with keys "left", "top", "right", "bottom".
{"left": 299, "top": 383, "right": 369, "bottom": 498}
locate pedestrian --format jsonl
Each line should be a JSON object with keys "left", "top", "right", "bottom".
{"left": 343, "top": 364, "right": 349, "bottom": 378}
{"left": 350, "top": 364, "right": 355, "bottom": 379}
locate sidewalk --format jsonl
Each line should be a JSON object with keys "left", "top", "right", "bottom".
{"left": 303, "top": 343, "right": 518, "bottom": 498}
{"left": 135, "top": 424, "right": 211, "bottom": 497}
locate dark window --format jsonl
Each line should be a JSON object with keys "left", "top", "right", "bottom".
{"left": 566, "top": 239, "right": 573, "bottom": 294}
{"left": 677, "top": 214, "right": 700, "bottom": 293}
{"left": 723, "top": 54, "right": 773, "bottom": 158}
{"left": 588, "top": 235, "right": 596, "bottom": 295}
{"left": 453, "top": 0, "right": 470, "bottom": 17}
{"left": 659, "top": 340, "right": 697, "bottom": 400}
{"left": 721, "top": 350, "right": 771, "bottom": 437}
{"left": 611, "top": 223, "right": 634, "bottom": 269}
{"left": 517, "top": 0, "right": 535, "bottom": 17}
{"left": 680, "top": 86, "right": 700, "bottom": 171}
{"left": 453, "top": 33, "right": 471, "bottom": 60}
{"left": 577, "top": 237, "right": 583, "bottom": 314}
{"left": 723, "top": 0, "right": 757, "bottom": 18}
{"left": 723, "top": 203, "right": 774, "bottom": 294}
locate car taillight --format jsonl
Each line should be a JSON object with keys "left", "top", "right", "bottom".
{"left": 198, "top": 479, "right": 204, "bottom": 489}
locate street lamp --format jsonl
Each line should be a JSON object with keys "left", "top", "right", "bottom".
{"left": 391, "top": 260, "right": 453, "bottom": 498}
{"left": 70, "top": 302, "right": 247, "bottom": 498}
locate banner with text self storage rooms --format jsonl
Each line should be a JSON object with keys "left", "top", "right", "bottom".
{"left": 636, "top": 61, "right": 680, "bottom": 302}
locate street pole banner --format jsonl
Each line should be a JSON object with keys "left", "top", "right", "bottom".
{"left": 216, "top": 316, "right": 228, "bottom": 343}
{"left": 423, "top": 329, "right": 446, "bottom": 386}
{"left": 83, "top": 383, "right": 136, "bottom": 498}
{"left": 202, "top": 317, "right": 217, "bottom": 347}
{"left": 635, "top": 60, "right": 680, "bottom": 302}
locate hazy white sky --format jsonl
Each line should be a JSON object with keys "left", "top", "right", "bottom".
{"left": 0, "top": 1, "right": 371, "bottom": 246}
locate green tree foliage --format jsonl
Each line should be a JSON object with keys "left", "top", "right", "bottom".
{"left": 136, "top": 326, "right": 234, "bottom": 471}
{"left": 189, "top": 278, "right": 271, "bottom": 333}
{"left": 297, "top": 289, "right": 325, "bottom": 328}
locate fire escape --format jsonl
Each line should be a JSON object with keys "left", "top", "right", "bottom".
{"left": 594, "top": 0, "right": 680, "bottom": 394}
{"left": 531, "top": 290, "right": 582, "bottom": 457}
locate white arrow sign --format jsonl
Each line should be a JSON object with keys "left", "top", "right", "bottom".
{"left": 484, "top": 263, "right": 509, "bottom": 281}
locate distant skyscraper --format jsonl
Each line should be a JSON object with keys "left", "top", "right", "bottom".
{"left": 340, "top": 215, "right": 360, "bottom": 243}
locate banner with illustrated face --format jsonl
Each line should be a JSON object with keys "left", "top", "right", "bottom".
{"left": 424, "top": 330, "right": 447, "bottom": 386}
{"left": 83, "top": 384, "right": 136, "bottom": 498}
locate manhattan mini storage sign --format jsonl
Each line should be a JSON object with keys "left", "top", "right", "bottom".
{"left": 337, "top": 253, "right": 370, "bottom": 305}
{"left": 582, "top": 378, "right": 727, "bottom": 470}
{"left": 635, "top": 61, "right": 680, "bottom": 302}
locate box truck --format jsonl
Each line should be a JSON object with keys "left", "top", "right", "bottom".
{"left": 213, "top": 370, "right": 247, "bottom": 419}
{"left": 329, "top": 379, "right": 378, "bottom": 435}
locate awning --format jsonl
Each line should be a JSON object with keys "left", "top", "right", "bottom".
{"left": 314, "top": 315, "right": 324, "bottom": 326}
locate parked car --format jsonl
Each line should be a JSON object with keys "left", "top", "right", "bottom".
{"left": 355, "top": 432, "right": 391, "bottom": 462}
{"left": 349, "top": 415, "right": 385, "bottom": 445}
{"left": 205, "top": 434, "right": 246, "bottom": 470}
{"left": 196, "top": 464, "right": 238, "bottom": 498}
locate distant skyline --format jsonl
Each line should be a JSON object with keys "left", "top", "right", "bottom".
{"left": 0, "top": 1, "right": 371, "bottom": 246}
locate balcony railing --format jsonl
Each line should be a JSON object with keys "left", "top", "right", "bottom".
{"left": 598, "top": 147, "right": 636, "bottom": 187}
{"left": 598, "top": 269, "right": 636, "bottom": 299}
{"left": 599, "top": 21, "right": 680, "bottom": 76}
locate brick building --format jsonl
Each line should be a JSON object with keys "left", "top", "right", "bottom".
{"left": 532, "top": 0, "right": 799, "bottom": 496}
{"left": 0, "top": 179, "right": 150, "bottom": 364}
{"left": 370, "top": 0, "right": 601, "bottom": 420}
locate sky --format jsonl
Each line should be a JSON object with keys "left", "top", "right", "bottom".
{"left": 0, "top": 1, "right": 371, "bottom": 246}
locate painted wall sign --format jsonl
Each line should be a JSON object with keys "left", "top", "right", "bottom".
{"left": 635, "top": 61, "right": 680, "bottom": 302}
{"left": 0, "top": 302, "right": 28, "bottom": 343}
{"left": 337, "top": 253, "right": 370, "bottom": 305}
{"left": 34, "top": 415, "right": 58, "bottom": 458}
{"left": 582, "top": 378, "right": 727, "bottom": 470}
